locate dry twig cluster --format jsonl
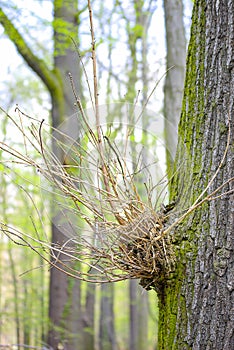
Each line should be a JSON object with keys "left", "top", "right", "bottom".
{"left": 1, "top": 102, "right": 232, "bottom": 291}
{"left": 0, "top": 1, "right": 233, "bottom": 292}
{"left": 0, "top": 102, "right": 176, "bottom": 291}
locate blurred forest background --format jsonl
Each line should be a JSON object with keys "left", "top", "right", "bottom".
{"left": 0, "top": 0, "right": 192, "bottom": 349}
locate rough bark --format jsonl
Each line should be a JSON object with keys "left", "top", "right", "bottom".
{"left": 163, "top": 0, "right": 186, "bottom": 173}
{"left": 158, "top": 1, "right": 234, "bottom": 349}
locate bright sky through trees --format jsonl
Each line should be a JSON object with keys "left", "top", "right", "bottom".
{"left": 0, "top": 0, "right": 192, "bottom": 113}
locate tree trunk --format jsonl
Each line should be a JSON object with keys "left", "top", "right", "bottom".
{"left": 163, "top": 0, "right": 186, "bottom": 174}
{"left": 158, "top": 1, "right": 234, "bottom": 349}
{"left": 99, "top": 283, "right": 116, "bottom": 350}
{"left": 129, "top": 280, "right": 138, "bottom": 350}
{"left": 82, "top": 282, "right": 96, "bottom": 350}
{"left": 129, "top": 280, "right": 149, "bottom": 350}
{"left": 0, "top": 1, "right": 85, "bottom": 348}
{"left": 138, "top": 290, "right": 148, "bottom": 350}
{"left": 48, "top": 1, "right": 83, "bottom": 349}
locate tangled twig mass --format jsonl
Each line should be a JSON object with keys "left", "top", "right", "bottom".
{"left": 0, "top": 103, "right": 177, "bottom": 290}
{"left": 0, "top": 1, "right": 233, "bottom": 291}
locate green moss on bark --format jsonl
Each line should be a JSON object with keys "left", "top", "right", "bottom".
{"left": 158, "top": 2, "right": 208, "bottom": 348}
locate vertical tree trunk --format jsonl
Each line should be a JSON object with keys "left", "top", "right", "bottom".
{"left": 99, "top": 283, "right": 116, "bottom": 350}
{"left": 129, "top": 280, "right": 149, "bottom": 350}
{"left": 158, "top": 1, "right": 234, "bottom": 349}
{"left": 138, "top": 291, "right": 148, "bottom": 350}
{"left": 163, "top": 0, "right": 186, "bottom": 174}
{"left": 0, "top": 2, "right": 84, "bottom": 347}
{"left": 23, "top": 281, "right": 30, "bottom": 346}
{"left": 48, "top": 1, "right": 83, "bottom": 349}
{"left": 83, "top": 282, "right": 96, "bottom": 350}
{"left": 129, "top": 280, "right": 138, "bottom": 350}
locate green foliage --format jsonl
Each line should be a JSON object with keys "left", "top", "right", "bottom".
{"left": 131, "top": 23, "right": 144, "bottom": 39}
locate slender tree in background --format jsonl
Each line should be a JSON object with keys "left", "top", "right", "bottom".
{"left": 163, "top": 0, "right": 186, "bottom": 174}
{"left": 48, "top": 1, "right": 83, "bottom": 348}
{"left": 99, "top": 284, "right": 116, "bottom": 350}
{"left": 158, "top": 1, "right": 234, "bottom": 348}
{"left": 0, "top": 1, "right": 83, "bottom": 348}
{"left": 82, "top": 281, "right": 95, "bottom": 350}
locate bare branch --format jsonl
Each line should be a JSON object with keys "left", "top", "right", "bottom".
{"left": 0, "top": 7, "right": 61, "bottom": 97}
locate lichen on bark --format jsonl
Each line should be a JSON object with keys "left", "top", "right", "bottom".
{"left": 158, "top": 1, "right": 234, "bottom": 349}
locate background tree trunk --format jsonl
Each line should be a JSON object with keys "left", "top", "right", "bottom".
{"left": 129, "top": 280, "right": 138, "bottom": 350}
{"left": 129, "top": 280, "right": 149, "bottom": 350}
{"left": 0, "top": 1, "right": 84, "bottom": 348}
{"left": 48, "top": 1, "right": 83, "bottom": 349}
{"left": 163, "top": 0, "right": 186, "bottom": 174}
{"left": 158, "top": 1, "right": 234, "bottom": 349}
{"left": 99, "top": 284, "right": 116, "bottom": 350}
{"left": 82, "top": 282, "right": 96, "bottom": 350}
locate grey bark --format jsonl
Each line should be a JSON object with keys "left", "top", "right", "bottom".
{"left": 99, "top": 283, "right": 116, "bottom": 350}
{"left": 158, "top": 1, "right": 234, "bottom": 349}
{"left": 48, "top": 1, "right": 83, "bottom": 349}
{"left": 129, "top": 280, "right": 149, "bottom": 350}
{"left": 129, "top": 280, "right": 138, "bottom": 350}
{"left": 138, "top": 290, "right": 148, "bottom": 350}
